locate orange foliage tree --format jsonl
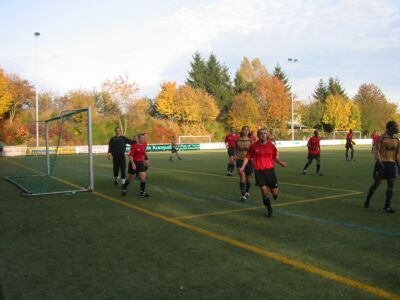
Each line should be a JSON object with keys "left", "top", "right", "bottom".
{"left": 227, "top": 92, "right": 260, "bottom": 130}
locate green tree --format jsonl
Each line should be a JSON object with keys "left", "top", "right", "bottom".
{"left": 328, "top": 77, "right": 347, "bottom": 98}
{"left": 186, "top": 51, "right": 207, "bottom": 90}
{"left": 300, "top": 100, "right": 324, "bottom": 129}
{"left": 273, "top": 63, "right": 291, "bottom": 92}
{"left": 312, "top": 79, "right": 328, "bottom": 103}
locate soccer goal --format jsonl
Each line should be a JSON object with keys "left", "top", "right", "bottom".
{"left": 3, "top": 108, "right": 94, "bottom": 196}
{"left": 178, "top": 135, "right": 212, "bottom": 144}
{"left": 332, "top": 131, "right": 362, "bottom": 140}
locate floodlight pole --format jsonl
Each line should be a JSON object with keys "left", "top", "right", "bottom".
{"left": 34, "top": 32, "right": 40, "bottom": 147}
{"left": 288, "top": 58, "right": 298, "bottom": 141}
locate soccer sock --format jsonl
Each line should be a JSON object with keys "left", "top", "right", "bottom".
{"left": 227, "top": 164, "right": 230, "bottom": 172}
{"left": 303, "top": 162, "right": 310, "bottom": 171}
{"left": 273, "top": 194, "right": 278, "bottom": 200}
{"left": 140, "top": 181, "right": 146, "bottom": 192}
{"left": 384, "top": 189, "right": 393, "bottom": 208}
{"left": 351, "top": 150, "right": 354, "bottom": 159}
{"left": 246, "top": 182, "right": 251, "bottom": 193}
{"left": 229, "top": 164, "right": 235, "bottom": 173}
{"left": 263, "top": 197, "right": 272, "bottom": 210}
{"left": 345, "top": 151, "right": 348, "bottom": 160}
{"left": 123, "top": 180, "right": 130, "bottom": 189}
{"left": 316, "top": 163, "right": 321, "bottom": 174}
{"left": 239, "top": 182, "right": 245, "bottom": 196}
{"left": 121, "top": 178, "right": 126, "bottom": 184}
{"left": 366, "top": 187, "right": 376, "bottom": 202}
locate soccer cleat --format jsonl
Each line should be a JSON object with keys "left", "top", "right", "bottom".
{"left": 140, "top": 191, "right": 149, "bottom": 198}
{"left": 383, "top": 207, "right": 395, "bottom": 213}
{"left": 122, "top": 189, "right": 126, "bottom": 196}
{"left": 265, "top": 209, "right": 273, "bottom": 218}
{"left": 364, "top": 199, "right": 369, "bottom": 208}
{"left": 245, "top": 192, "right": 250, "bottom": 198}
{"left": 226, "top": 171, "right": 230, "bottom": 176}
{"left": 316, "top": 172, "right": 323, "bottom": 176}
{"left": 240, "top": 196, "right": 246, "bottom": 202}
{"left": 302, "top": 170, "right": 307, "bottom": 175}
{"left": 178, "top": 157, "right": 183, "bottom": 160}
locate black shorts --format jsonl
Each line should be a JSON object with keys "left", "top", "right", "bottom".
{"left": 128, "top": 161, "right": 146, "bottom": 175}
{"left": 345, "top": 142, "right": 353, "bottom": 149}
{"left": 307, "top": 153, "right": 320, "bottom": 161}
{"left": 373, "top": 161, "right": 397, "bottom": 180}
{"left": 254, "top": 169, "right": 278, "bottom": 189}
{"left": 227, "top": 147, "right": 235, "bottom": 157}
{"left": 236, "top": 159, "right": 253, "bottom": 176}
{"left": 171, "top": 147, "right": 178, "bottom": 154}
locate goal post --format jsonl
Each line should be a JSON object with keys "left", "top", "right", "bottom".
{"left": 4, "top": 107, "right": 94, "bottom": 196}
{"left": 178, "top": 135, "right": 212, "bottom": 144}
{"left": 332, "top": 131, "right": 362, "bottom": 140}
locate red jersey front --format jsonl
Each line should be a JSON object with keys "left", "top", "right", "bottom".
{"left": 308, "top": 136, "right": 321, "bottom": 155}
{"left": 346, "top": 133, "right": 353, "bottom": 143}
{"left": 225, "top": 133, "right": 239, "bottom": 148}
{"left": 129, "top": 143, "right": 147, "bottom": 161}
{"left": 372, "top": 134, "right": 379, "bottom": 145}
{"left": 246, "top": 141, "right": 277, "bottom": 170}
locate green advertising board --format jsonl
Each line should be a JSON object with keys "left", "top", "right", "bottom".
{"left": 125, "top": 143, "right": 200, "bottom": 152}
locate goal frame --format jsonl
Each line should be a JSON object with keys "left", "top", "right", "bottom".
{"left": 332, "top": 130, "right": 362, "bottom": 140}
{"left": 3, "top": 107, "right": 94, "bottom": 196}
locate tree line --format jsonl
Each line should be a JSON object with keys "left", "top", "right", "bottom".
{"left": 0, "top": 52, "right": 398, "bottom": 145}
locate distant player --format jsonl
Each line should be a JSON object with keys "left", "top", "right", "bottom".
{"left": 0, "top": 140, "right": 4, "bottom": 157}
{"left": 240, "top": 128, "right": 287, "bottom": 217}
{"left": 235, "top": 126, "right": 253, "bottom": 202}
{"left": 364, "top": 121, "right": 399, "bottom": 213}
{"left": 267, "top": 128, "right": 276, "bottom": 145}
{"left": 302, "top": 130, "right": 322, "bottom": 176}
{"left": 169, "top": 136, "right": 183, "bottom": 161}
{"left": 107, "top": 127, "right": 135, "bottom": 186}
{"left": 224, "top": 127, "right": 239, "bottom": 176}
{"left": 122, "top": 133, "right": 149, "bottom": 197}
{"left": 371, "top": 130, "right": 379, "bottom": 153}
{"left": 345, "top": 129, "right": 356, "bottom": 161}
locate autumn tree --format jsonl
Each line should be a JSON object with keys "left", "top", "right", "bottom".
{"left": 234, "top": 57, "right": 269, "bottom": 96}
{"left": 102, "top": 74, "right": 139, "bottom": 134}
{"left": 257, "top": 77, "right": 291, "bottom": 134}
{"left": 0, "top": 69, "right": 12, "bottom": 121}
{"left": 93, "top": 91, "right": 120, "bottom": 116}
{"left": 354, "top": 83, "right": 398, "bottom": 134}
{"left": 227, "top": 92, "right": 260, "bottom": 130}
{"left": 7, "top": 73, "right": 34, "bottom": 124}
{"left": 322, "top": 95, "right": 351, "bottom": 131}
{"left": 155, "top": 81, "right": 176, "bottom": 122}
{"left": 300, "top": 100, "right": 324, "bottom": 129}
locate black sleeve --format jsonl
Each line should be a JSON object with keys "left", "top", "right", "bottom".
{"left": 123, "top": 136, "right": 135, "bottom": 145}
{"left": 108, "top": 138, "right": 113, "bottom": 154}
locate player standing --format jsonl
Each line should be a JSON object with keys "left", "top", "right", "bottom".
{"left": 235, "top": 126, "right": 253, "bottom": 202}
{"left": 240, "top": 128, "right": 287, "bottom": 217}
{"left": 169, "top": 136, "right": 183, "bottom": 161}
{"left": 302, "top": 130, "right": 322, "bottom": 176}
{"left": 123, "top": 133, "right": 149, "bottom": 197}
{"left": 107, "top": 127, "right": 135, "bottom": 186}
{"left": 371, "top": 130, "right": 379, "bottom": 153}
{"left": 224, "top": 127, "right": 239, "bottom": 176}
{"left": 364, "top": 121, "right": 399, "bottom": 213}
{"left": 267, "top": 128, "right": 276, "bottom": 145}
{"left": 345, "top": 129, "right": 356, "bottom": 161}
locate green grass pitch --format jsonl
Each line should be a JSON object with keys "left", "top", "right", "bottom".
{"left": 0, "top": 145, "right": 399, "bottom": 299}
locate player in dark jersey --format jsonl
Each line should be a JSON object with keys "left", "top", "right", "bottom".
{"left": 122, "top": 133, "right": 149, "bottom": 197}
{"left": 107, "top": 127, "right": 135, "bottom": 186}
{"left": 364, "top": 121, "right": 399, "bottom": 213}
{"left": 169, "top": 136, "right": 182, "bottom": 161}
{"left": 224, "top": 127, "right": 239, "bottom": 176}
{"left": 302, "top": 130, "right": 322, "bottom": 176}
{"left": 235, "top": 126, "right": 253, "bottom": 202}
{"left": 240, "top": 128, "right": 287, "bottom": 217}
{"left": 345, "top": 129, "right": 356, "bottom": 161}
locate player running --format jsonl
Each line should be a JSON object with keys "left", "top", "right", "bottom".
{"left": 224, "top": 127, "right": 239, "bottom": 176}
{"left": 169, "top": 135, "right": 183, "bottom": 161}
{"left": 302, "top": 130, "right": 322, "bottom": 176}
{"left": 107, "top": 127, "right": 135, "bottom": 187}
{"left": 240, "top": 128, "right": 287, "bottom": 217}
{"left": 235, "top": 126, "right": 253, "bottom": 202}
{"left": 364, "top": 121, "right": 399, "bottom": 213}
{"left": 122, "top": 133, "right": 149, "bottom": 197}
{"left": 345, "top": 129, "right": 356, "bottom": 161}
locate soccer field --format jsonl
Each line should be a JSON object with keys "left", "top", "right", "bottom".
{"left": 0, "top": 145, "right": 399, "bottom": 299}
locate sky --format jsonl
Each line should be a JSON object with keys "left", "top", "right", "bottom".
{"left": 1, "top": 0, "right": 399, "bottom": 104}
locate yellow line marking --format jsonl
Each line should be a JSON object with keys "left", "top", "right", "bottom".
{"left": 3, "top": 159, "right": 399, "bottom": 299}
{"left": 152, "top": 167, "right": 362, "bottom": 193}
{"left": 175, "top": 192, "right": 362, "bottom": 220}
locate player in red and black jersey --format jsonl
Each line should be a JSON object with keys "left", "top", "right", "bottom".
{"left": 122, "top": 133, "right": 149, "bottom": 197}
{"left": 345, "top": 129, "right": 356, "bottom": 161}
{"left": 302, "top": 130, "right": 322, "bottom": 176}
{"left": 224, "top": 127, "right": 239, "bottom": 176}
{"left": 240, "top": 128, "right": 287, "bottom": 217}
